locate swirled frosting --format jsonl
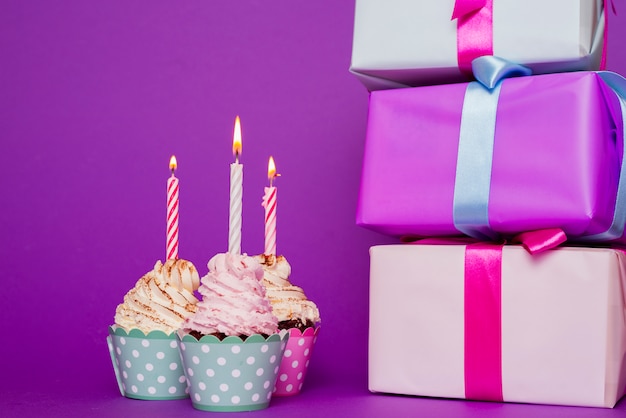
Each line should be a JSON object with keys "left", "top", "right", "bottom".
{"left": 256, "top": 254, "right": 321, "bottom": 328}
{"left": 182, "top": 253, "right": 278, "bottom": 337}
{"left": 114, "top": 259, "right": 200, "bottom": 334}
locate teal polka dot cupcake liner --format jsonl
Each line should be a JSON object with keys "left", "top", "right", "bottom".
{"left": 107, "top": 326, "right": 189, "bottom": 400}
{"left": 177, "top": 332, "right": 289, "bottom": 412}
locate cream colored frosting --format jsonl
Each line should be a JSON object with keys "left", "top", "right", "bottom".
{"left": 183, "top": 253, "right": 278, "bottom": 336}
{"left": 256, "top": 254, "right": 321, "bottom": 327}
{"left": 114, "top": 259, "right": 200, "bottom": 334}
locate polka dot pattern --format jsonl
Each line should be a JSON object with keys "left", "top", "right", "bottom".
{"left": 107, "top": 332, "right": 188, "bottom": 400}
{"left": 272, "top": 332, "right": 318, "bottom": 396}
{"left": 178, "top": 337, "right": 287, "bottom": 412}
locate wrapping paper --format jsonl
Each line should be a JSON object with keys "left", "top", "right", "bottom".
{"left": 368, "top": 244, "right": 626, "bottom": 408}
{"left": 350, "top": 0, "right": 605, "bottom": 90}
{"left": 357, "top": 71, "right": 626, "bottom": 243}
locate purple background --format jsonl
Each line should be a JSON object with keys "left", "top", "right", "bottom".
{"left": 1, "top": 1, "right": 625, "bottom": 416}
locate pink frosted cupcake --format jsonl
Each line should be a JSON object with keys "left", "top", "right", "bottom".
{"left": 178, "top": 252, "right": 288, "bottom": 411}
{"left": 256, "top": 254, "right": 321, "bottom": 396}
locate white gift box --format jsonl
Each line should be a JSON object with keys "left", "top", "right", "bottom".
{"left": 351, "top": 0, "right": 605, "bottom": 90}
{"left": 368, "top": 244, "right": 626, "bottom": 407}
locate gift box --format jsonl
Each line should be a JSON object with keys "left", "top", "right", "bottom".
{"left": 350, "top": 0, "right": 605, "bottom": 90}
{"left": 357, "top": 69, "right": 626, "bottom": 244}
{"left": 368, "top": 243, "right": 626, "bottom": 408}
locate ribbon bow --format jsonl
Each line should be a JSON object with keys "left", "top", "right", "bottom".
{"left": 451, "top": 0, "right": 487, "bottom": 19}
{"left": 451, "top": 0, "right": 611, "bottom": 74}
{"left": 453, "top": 55, "right": 626, "bottom": 244}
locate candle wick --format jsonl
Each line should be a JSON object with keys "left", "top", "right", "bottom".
{"left": 235, "top": 152, "right": 240, "bottom": 165}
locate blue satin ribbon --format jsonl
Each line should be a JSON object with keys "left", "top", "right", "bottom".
{"left": 452, "top": 56, "right": 626, "bottom": 242}
{"left": 472, "top": 56, "right": 532, "bottom": 88}
{"left": 453, "top": 57, "right": 531, "bottom": 240}
{"left": 579, "top": 71, "right": 626, "bottom": 242}
{"left": 453, "top": 81, "right": 501, "bottom": 240}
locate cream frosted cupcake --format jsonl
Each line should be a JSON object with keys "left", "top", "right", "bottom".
{"left": 178, "top": 252, "right": 288, "bottom": 411}
{"left": 256, "top": 254, "right": 320, "bottom": 331}
{"left": 255, "top": 254, "right": 321, "bottom": 396}
{"left": 107, "top": 258, "right": 200, "bottom": 400}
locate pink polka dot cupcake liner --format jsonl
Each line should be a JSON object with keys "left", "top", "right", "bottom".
{"left": 176, "top": 332, "right": 289, "bottom": 412}
{"left": 107, "top": 326, "right": 189, "bottom": 400}
{"left": 273, "top": 326, "right": 320, "bottom": 396}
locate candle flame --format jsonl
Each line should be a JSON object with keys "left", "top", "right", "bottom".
{"left": 267, "top": 156, "right": 277, "bottom": 180}
{"left": 169, "top": 155, "right": 177, "bottom": 172}
{"left": 232, "top": 116, "right": 242, "bottom": 158}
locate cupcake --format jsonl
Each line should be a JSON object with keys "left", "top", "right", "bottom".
{"left": 178, "top": 252, "right": 288, "bottom": 412}
{"left": 107, "top": 258, "right": 200, "bottom": 400}
{"left": 256, "top": 254, "right": 321, "bottom": 396}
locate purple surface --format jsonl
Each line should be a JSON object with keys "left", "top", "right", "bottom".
{"left": 1, "top": 1, "right": 625, "bottom": 416}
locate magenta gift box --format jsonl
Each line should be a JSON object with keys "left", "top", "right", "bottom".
{"left": 369, "top": 244, "right": 626, "bottom": 408}
{"left": 357, "top": 71, "right": 626, "bottom": 243}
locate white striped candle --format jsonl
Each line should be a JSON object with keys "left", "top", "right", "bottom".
{"left": 228, "top": 116, "right": 243, "bottom": 255}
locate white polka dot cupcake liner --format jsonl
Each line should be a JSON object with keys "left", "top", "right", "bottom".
{"left": 273, "top": 325, "right": 320, "bottom": 396}
{"left": 176, "top": 331, "right": 289, "bottom": 412}
{"left": 107, "top": 326, "right": 189, "bottom": 400}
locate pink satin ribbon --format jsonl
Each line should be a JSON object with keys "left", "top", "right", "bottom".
{"left": 405, "top": 228, "right": 568, "bottom": 401}
{"left": 511, "top": 228, "right": 567, "bottom": 254}
{"left": 403, "top": 228, "right": 567, "bottom": 254}
{"left": 453, "top": 0, "right": 610, "bottom": 74}
{"left": 464, "top": 242, "right": 503, "bottom": 401}
{"left": 600, "top": 0, "right": 617, "bottom": 71}
{"left": 453, "top": 0, "right": 493, "bottom": 77}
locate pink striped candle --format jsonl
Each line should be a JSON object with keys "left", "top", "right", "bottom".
{"left": 229, "top": 116, "right": 243, "bottom": 255}
{"left": 262, "top": 156, "right": 278, "bottom": 256}
{"left": 166, "top": 155, "right": 179, "bottom": 260}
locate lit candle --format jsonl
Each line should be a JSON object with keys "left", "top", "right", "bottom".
{"left": 229, "top": 116, "right": 243, "bottom": 254}
{"left": 166, "top": 155, "right": 179, "bottom": 260}
{"left": 262, "top": 156, "right": 279, "bottom": 256}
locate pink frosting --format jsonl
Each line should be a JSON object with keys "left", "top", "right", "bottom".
{"left": 183, "top": 253, "right": 278, "bottom": 336}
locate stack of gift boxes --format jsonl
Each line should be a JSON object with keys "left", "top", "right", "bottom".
{"left": 350, "top": 0, "right": 626, "bottom": 408}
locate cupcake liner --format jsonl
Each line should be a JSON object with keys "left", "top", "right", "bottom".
{"left": 106, "top": 335, "right": 125, "bottom": 396}
{"left": 273, "top": 326, "right": 320, "bottom": 396}
{"left": 177, "top": 332, "right": 289, "bottom": 412}
{"left": 107, "top": 326, "right": 189, "bottom": 400}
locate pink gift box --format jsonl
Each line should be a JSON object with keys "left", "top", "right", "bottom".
{"left": 368, "top": 244, "right": 626, "bottom": 408}
{"left": 357, "top": 71, "right": 626, "bottom": 244}
{"left": 350, "top": 0, "right": 605, "bottom": 90}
